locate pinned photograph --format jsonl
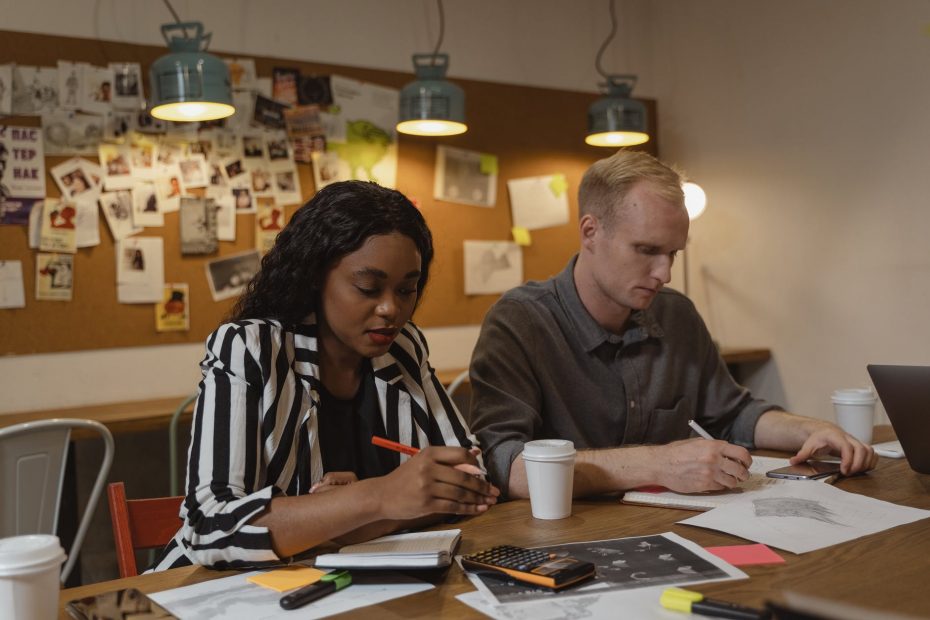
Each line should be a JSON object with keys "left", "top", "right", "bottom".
{"left": 98, "top": 143, "right": 134, "bottom": 190}
{"left": 39, "top": 199, "right": 78, "bottom": 254}
{"left": 232, "top": 187, "right": 254, "bottom": 213}
{"left": 131, "top": 182, "right": 162, "bottom": 228}
{"left": 255, "top": 196, "right": 284, "bottom": 254}
{"left": 12, "top": 66, "right": 59, "bottom": 115}
{"left": 178, "top": 154, "right": 208, "bottom": 189}
{"left": 57, "top": 61, "right": 84, "bottom": 111}
{"left": 43, "top": 110, "right": 105, "bottom": 156}
{"left": 225, "top": 58, "right": 257, "bottom": 91}
{"left": 154, "top": 172, "right": 183, "bottom": 213}
{"left": 266, "top": 135, "right": 291, "bottom": 163}
{"left": 109, "top": 62, "right": 143, "bottom": 109}
{"left": 207, "top": 159, "right": 228, "bottom": 188}
{"left": 179, "top": 196, "right": 218, "bottom": 255}
{"left": 298, "top": 75, "right": 332, "bottom": 106}
{"left": 284, "top": 105, "right": 324, "bottom": 164}
{"left": 206, "top": 250, "right": 261, "bottom": 301}
{"left": 103, "top": 110, "right": 134, "bottom": 142}
{"left": 272, "top": 67, "right": 300, "bottom": 107}
{"left": 0, "top": 260, "right": 26, "bottom": 309}
{"left": 253, "top": 94, "right": 289, "bottom": 129}
{"left": 156, "top": 140, "right": 184, "bottom": 171}
{"left": 463, "top": 240, "right": 523, "bottom": 295}
{"left": 187, "top": 139, "right": 213, "bottom": 160}
{"left": 273, "top": 168, "right": 302, "bottom": 205}
{"left": 80, "top": 65, "right": 113, "bottom": 114}
{"left": 156, "top": 283, "right": 190, "bottom": 332}
{"left": 223, "top": 158, "right": 248, "bottom": 185}
{"left": 242, "top": 135, "right": 265, "bottom": 159}
{"left": 0, "top": 65, "right": 12, "bottom": 115}
{"left": 99, "top": 190, "right": 141, "bottom": 240}
{"left": 51, "top": 157, "right": 99, "bottom": 201}
{"left": 434, "top": 145, "right": 498, "bottom": 208}
{"left": 36, "top": 253, "right": 73, "bottom": 301}
{"left": 130, "top": 141, "right": 158, "bottom": 179}
{"left": 134, "top": 110, "right": 166, "bottom": 134}
{"left": 206, "top": 187, "right": 236, "bottom": 241}
{"left": 311, "top": 150, "right": 341, "bottom": 190}
{"left": 212, "top": 130, "right": 239, "bottom": 157}
{"left": 116, "top": 236, "right": 164, "bottom": 304}
{"left": 507, "top": 173, "right": 571, "bottom": 231}
{"left": 250, "top": 167, "right": 274, "bottom": 197}
{"left": 74, "top": 199, "right": 100, "bottom": 248}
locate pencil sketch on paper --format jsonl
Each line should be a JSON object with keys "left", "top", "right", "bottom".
{"left": 753, "top": 497, "right": 847, "bottom": 526}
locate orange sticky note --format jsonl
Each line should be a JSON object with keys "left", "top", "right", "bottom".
{"left": 705, "top": 544, "right": 784, "bottom": 566}
{"left": 247, "top": 566, "right": 326, "bottom": 592}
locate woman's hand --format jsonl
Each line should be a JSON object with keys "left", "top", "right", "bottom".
{"left": 377, "top": 446, "right": 500, "bottom": 520}
{"left": 310, "top": 471, "right": 358, "bottom": 494}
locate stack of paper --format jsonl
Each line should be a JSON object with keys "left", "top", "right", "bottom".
{"left": 315, "top": 529, "right": 461, "bottom": 569}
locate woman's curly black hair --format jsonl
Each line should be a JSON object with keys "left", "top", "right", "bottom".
{"left": 230, "top": 181, "right": 433, "bottom": 325}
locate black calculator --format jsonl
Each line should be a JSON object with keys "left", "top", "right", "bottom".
{"left": 461, "top": 545, "right": 596, "bottom": 589}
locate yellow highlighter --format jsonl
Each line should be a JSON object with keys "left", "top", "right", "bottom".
{"left": 660, "top": 587, "right": 769, "bottom": 620}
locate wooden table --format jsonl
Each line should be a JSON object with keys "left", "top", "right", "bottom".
{"left": 58, "top": 427, "right": 930, "bottom": 618}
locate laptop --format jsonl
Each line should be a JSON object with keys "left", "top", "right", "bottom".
{"left": 867, "top": 364, "right": 930, "bottom": 474}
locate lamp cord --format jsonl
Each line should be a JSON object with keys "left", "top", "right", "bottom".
{"left": 594, "top": 0, "right": 618, "bottom": 79}
{"left": 162, "top": 0, "right": 182, "bottom": 24}
{"left": 431, "top": 0, "right": 446, "bottom": 63}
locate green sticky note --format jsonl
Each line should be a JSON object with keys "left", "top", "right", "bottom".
{"left": 548, "top": 174, "right": 568, "bottom": 197}
{"left": 479, "top": 154, "right": 498, "bottom": 176}
{"left": 511, "top": 226, "right": 532, "bottom": 247}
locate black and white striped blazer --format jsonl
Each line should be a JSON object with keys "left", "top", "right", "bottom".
{"left": 151, "top": 316, "right": 477, "bottom": 571}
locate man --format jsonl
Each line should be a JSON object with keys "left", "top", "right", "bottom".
{"left": 467, "top": 149, "right": 876, "bottom": 500}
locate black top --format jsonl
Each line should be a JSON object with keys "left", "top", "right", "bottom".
{"left": 316, "top": 365, "right": 397, "bottom": 479}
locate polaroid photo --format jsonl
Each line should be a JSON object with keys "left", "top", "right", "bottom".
{"left": 206, "top": 159, "right": 228, "bottom": 189}
{"left": 187, "top": 138, "right": 213, "bottom": 160}
{"left": 273, "top": 167, "right": 302, "bottom": 205}
{"left": 38, "top": 199, "right": 78, "bottom": 254}
{"left": 0, "top": 64, "right": 12, "bottom": 115}
{"left": 225, "top": 58, "right": 257, "bottom": 91}
{"left": 250, "top": 166, "right": 274, "bottom": 198}
{"left": 109, "top": 63, "right": 144, "bottom": 110}
{"left": 206, "top": 186, "right": 236, "bottom": 242}
{"left": 255, "top": 196, "right": 283, "bottom": 254}
{"left": 206, "top": 250, "right": 261, "bottom": 302}
{"left": 156, "top": 283, "right": 190, "bottom": 332}
{"left": 104, "top": 109, "right": 134, "bottom": 142}
{"left": 298, "top": 75, "right": 332, "bottom": 106}
{"left": 231, "top": 186, "right": 254, "bottom": 213}
{"left": 130, "top": 141, "right": 158, "bottom": 179}
{"left": 57, "top": 61, "right": 84, "bottom": 111}
{"left": 179, "top": 196, "right": 218, "bottom": 255}
{"left": 253, "top": 94, "right": 289, "bottom": 130}
{"left": 80, "top": 159, "right": 104, "bottom": 193}
{"left": 434, "top": 145, "right": 498, "bottom": 208}
{"left": 74, "top": 198, "right": 100, "bottom": 248}
{"left": 131, "top": 182, "right": 163, "bottom": 228}
{"left": 154, "top": 171, "right": 183, "bottom": 214}
{"left": 212, "top": 130, "right": 240, "bottom": 158}
{"left": 241, "top": 134, "right": 265, "bottom": 159}
{"left": 178, "top": 154, "right": 208, "bottom": 189}
{"left": 42, "top": 110, "right": 105, "bottom": 156}
{"left": 266, "top": 133, "right": 292, "bottom": 166}
{"left": 80, "top": 65, "right": 113, "bottom": 114}
{"left": 51, "top": 158, "right": 99, "bottom": 202}
{"left": 116, "top": 236, "right": 164, "bottom": 304}
{"left": 223, "top": 157, "right": 249, "bottom": 187}
{"left": 35, "top": 253, "right": 73, "bottom": 301}
{"left": 272, "top": 67, "right": 300, "bottom": 107}
{"left": 12, "top": 66, "right": 59, "bottom": 115}
{"left": 99, "top": 190, "right": 141, "bottom": 240}
{"left": 311, "top": 150, "right": 343, "bottom": 190}
{"left": 156, "top": 140, "right": 184, "bottom": 172}
{"left": 0, "top": 260, "right": 26, "bottom": 309}
{"left": 135, "top": 110, "right": 167, "bottom": 134}
{"left": 98, "top": 143, "right": 134, "bottom": 190}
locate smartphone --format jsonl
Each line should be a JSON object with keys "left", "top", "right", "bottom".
{"left": 766, "top": 461, "right": 842, "bottom": 480}
{"left": 66, "top": 587, "right": 176, "bottom": 620}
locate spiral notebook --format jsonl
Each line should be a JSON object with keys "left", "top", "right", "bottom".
{"left": 314, "top": 529, "right": 461, "bottom": 569}
{"left": 621, "top": 456, "right": 834, "bottom": 511}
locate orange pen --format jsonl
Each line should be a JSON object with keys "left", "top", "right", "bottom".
{"left": 370, "top": 436, "right": 487, "bottom": 477}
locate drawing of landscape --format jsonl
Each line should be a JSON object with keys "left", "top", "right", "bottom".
{"left": 463, "top": 240, "right": 522, "bottom": 295}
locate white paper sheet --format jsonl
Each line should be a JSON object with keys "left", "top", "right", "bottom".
{"left": 507, "top": 174, "right": 570, "bottom": 231}
{"left": 149, "top": 569, "right": 432, "bottom": 620}
{"left": 434, "top": 145, "right": 497, "bottom": 208}
{"left": 680, "top": 478, "right": 930, "bottom": 554}
{"left": 457, "top": 586, "right": 686, "bottom": 620}
{"left": 463, "top": 240, "right": 523, "bottom": 295}
{"left": 0, "top": 260, "right": 25, "bottom": 309}
{"left": 116, "top": 236, "right": 164, "bottom": 303}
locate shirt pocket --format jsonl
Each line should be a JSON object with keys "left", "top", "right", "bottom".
{"left": 644, "top": 396, "right": 693, "bottom": 443}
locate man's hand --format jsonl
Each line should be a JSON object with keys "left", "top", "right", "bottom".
{"left": 788, "top": 424, "right": 877, "bottom": 475}
{"left": 654, "top": 438, "right": 753, "bottom": 493}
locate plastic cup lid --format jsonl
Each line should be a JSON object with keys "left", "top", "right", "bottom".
{"left": 831, "top": 388, "right": 877, "bottom": 404}
{"left": 522, "top": 439, "right": 576, "bottom": 461}
{"left": 0, "top": 535, "right": 66, "bottom": 573}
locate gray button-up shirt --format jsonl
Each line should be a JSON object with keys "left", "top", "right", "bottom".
{"left": 467, "top": 256, "right": 781, "bottom": 496}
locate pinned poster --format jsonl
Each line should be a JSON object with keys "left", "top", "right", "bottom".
{"left": 434, "top": 145, "right": 497, "bottom": 208}
{"left": 507, "top": 173, "right": 570, "bottom": 231}
{"left": 255, "top": 197, "right": 284, "bottom": 254}
{"left": 116, "top": 236, "right": 164, "bottom": 304}
{"left": 156, "top": 283, "right": 190, "bottom": 332}
{"left": 1, "top": 124, "right": 47, "bottom": 225}
{"left": 0, "top": 260, "right": 26, "bottom": 309}
{"left": 36, "top": 253, "right": 73, "bottom": 301}
{"left": 463, "top": 240, "right": 523, "bottom": 295}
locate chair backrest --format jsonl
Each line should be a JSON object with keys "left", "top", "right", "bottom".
{"left": 107, "top": 481, "right": 183, "bottom": 578}
{"left": 0, "top": 418, "right": 114, "bottom": 584}
{"left": 446, "top": 369, "right": 471, "bottom": 413}
{"left": 168, "top": 393, "right": 198, "bottom": 497}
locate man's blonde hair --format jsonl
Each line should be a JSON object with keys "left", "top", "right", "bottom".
{"left": 578, "top": 150, "right": 684, "bottom": 226}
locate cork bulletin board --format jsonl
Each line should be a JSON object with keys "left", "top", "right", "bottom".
{"left": 0, "top": 29, "right": 657, "bottom": 356}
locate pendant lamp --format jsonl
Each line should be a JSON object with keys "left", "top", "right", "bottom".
{"left": 585, "top": 0, "right": 649, "bottom": 147}
{"left": 150, "top": 19, "right": 234, "bottom": 123}
{"left": 397, "top": 0, "right": 467, "bottom": 136}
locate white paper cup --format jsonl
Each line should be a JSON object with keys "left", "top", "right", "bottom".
{"left": 831, "top": 388, "right": 877, "bottom": 444}
{"left": 0, "top": 535, "right": 65, "bottom": 620}
{"left": 522, "top": 439, "right": 576, "bottom": 520}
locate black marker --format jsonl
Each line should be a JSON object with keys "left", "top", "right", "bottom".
{"left": 279, "top": 570, "right": 352, "bottom": 610}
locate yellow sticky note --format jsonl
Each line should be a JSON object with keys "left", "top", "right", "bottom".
{"left": 548, "top": 174, "right": 568, "bottom": 197}
{"left": 479, "top": 154, "right": 498, "bottom": 176}
{"left": 511, "top": 226, "right": 532, "bottom": 247}
{"left": 247, "top": 566, "right": 326, "bottom": 592}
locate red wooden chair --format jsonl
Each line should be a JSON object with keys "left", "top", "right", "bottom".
{"left": 107, "top": 482, "right": 184, "bottom": 577}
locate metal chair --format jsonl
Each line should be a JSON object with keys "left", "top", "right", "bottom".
{"left": 445, "top": 369, "right": 472, "bottom": 414}
{"left": 168, "top": 393, "right": 198, "bottom": 497}
{"left": 0, "top": 418, "right": 115, "bottom": 583}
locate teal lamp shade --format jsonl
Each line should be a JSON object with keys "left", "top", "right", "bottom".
{"left": 397, "top": 54, "right": 467, "bottom": 136}
{"left": 149, "top": 22, "right": 234, "bottom": 122}
{"left": 585, "top": 75, "right": 649, "bottom": 147}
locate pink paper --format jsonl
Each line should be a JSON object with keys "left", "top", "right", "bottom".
{"left": 705, "top": 543, "right": 785, "bottom": 566}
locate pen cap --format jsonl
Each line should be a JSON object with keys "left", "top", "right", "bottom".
{"left": 660, "top": 589, "right": 698, "bottom": 613}
{"left": 322, "top": 570, "right": 352, "bottom": 589}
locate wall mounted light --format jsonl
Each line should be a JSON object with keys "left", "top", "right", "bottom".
{"left": 585, "top": 0, "right": 649, "bottom": 147}
{"left": 397, "top": 0, "right": 467, "bottom": 136}
{"left": 149, "top": 2, "right": 234, "bottom": 123}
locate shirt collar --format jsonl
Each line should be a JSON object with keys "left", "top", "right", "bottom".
{"left": 555, "top": 255, "right": 665, "bottom": 353}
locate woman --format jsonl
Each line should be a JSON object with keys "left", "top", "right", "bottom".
{"left": 153, "top": 181, "right": 497, "bottom": 571}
